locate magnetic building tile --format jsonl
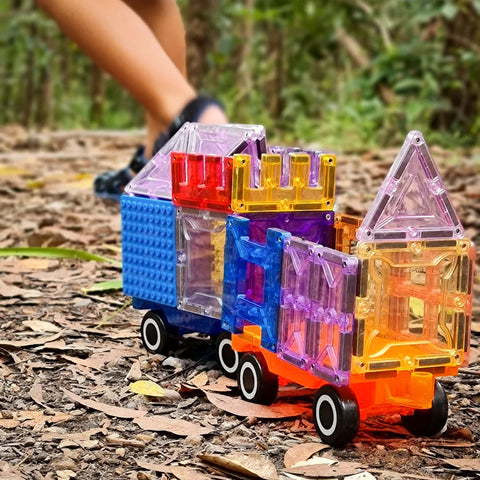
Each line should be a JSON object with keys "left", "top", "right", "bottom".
{"left": 121, "top": 195, "right": 177, "bottom": 306}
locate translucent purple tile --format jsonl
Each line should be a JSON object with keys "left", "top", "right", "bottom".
{"left": 245, "top": 211, "right": 335, "bottom": 303}
{"left": 125, "top": 123, "right": 266, "bottom": 199}
{"left": 357, "top": 130, "right": 464, "bottom": 241}
{"left": 278, "top": 237, "right": 359, "bottom": 385}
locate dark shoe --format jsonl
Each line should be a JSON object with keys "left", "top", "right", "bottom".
{"left": 93, "top": 145, "right": 148, "bottom": 200}
{"left": 152, "top": 96, "right": 225, "bottom": 155}
{"left": 94, "top": 96, "right": 224, "bottom": 200}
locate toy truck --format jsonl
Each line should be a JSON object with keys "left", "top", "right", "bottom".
{"left": 121, "top": 124, "right": 475, "bottom": 446}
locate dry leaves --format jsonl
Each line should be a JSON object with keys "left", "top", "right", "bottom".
{"left": 62, "top": 388, "right": 146, "bottom": 419}
{"left": 129, "top": 380, "right": 165, "bottom": 397}
{"left": 136, "top": 460, "right": 210, "bottom": 480}
{"left": 1, "top": 129, "right": 479, "bottom": 480}
{"left": 443, "top": 458, "right": 480, "bottom": 472}
{"left": 205, "top": 391, "right": 308, "bottom": 419}
{"left": 0, "top": 279, "right": 42, "bottom": 299}
{"left": 285, "top": 458, "right": 365, "bottom": 478}
{"left": 134, "top": 415, "right": 212, "bottom": 436}
{"left": 198, "top": 452, "right": 279, "bottom": 480}
{"left": 284, "top": 442, "right": 330, "bottom": 468}
{"left": 0, "top": 331, "right": 63, "bottom": 349}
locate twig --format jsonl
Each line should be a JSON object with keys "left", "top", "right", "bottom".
{"left": 94, "top": 298, "right": 132, "bottom": 329}
{"left": 158, "top": 353, "right": 213, "bottom": 383}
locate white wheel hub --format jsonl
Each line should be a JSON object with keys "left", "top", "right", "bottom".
{"left": 218, "top": 338, "right": 239, "bottom": 374}
{"left": 142, "top": 317, "right": 161, "bottom": 351}
{"left": 316, "top": 394, "right": 338, "bottom": 437}
{"left": 240, "top": 362, "right": 258, "bottom": 400}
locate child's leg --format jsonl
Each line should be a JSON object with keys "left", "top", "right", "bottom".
{"left": 35, "top": 0, "right": 196, "bottom": 130}
{"left": 122, "top": 0, "right": 188, "bottom": 156}
{"left": 121, "top": 0, "right": 227, "bottom": 156}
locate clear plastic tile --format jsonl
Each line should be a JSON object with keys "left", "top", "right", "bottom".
{"left": 176, "top": 207, "right": 228, "bottom": 319}
{"left": 353, "top": 239, "right": 475, "bottom": 374}
{"left": 357, "top": 130, "right": 464, "bottom": 241}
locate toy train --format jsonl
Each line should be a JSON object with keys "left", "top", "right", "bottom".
{"left": 121, "top": 124, "right": 475, "bottom": 446}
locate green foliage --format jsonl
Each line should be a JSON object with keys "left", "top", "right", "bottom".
{"left": 1, "top": 0, "right": 480, "bottom": 148}
{"left": 0, "top": 246, "right": 121, "bottom": 268}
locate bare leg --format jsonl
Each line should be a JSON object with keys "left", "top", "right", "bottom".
{"left": 35, "top": 0, "right": 226, "bottom": 156}
{"left": 122, "top": 0, "right": 227, "bottom": 156}
{"left": 122, "top": 0, "right": 187, "bottom": 156}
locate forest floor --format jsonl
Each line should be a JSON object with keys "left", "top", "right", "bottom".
{"left": 0, "top": 126, "right": 479, "bottom": 480}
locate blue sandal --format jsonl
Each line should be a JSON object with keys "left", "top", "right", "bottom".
{"left": 94, "top": 96, "right": 225, "bottom": 200}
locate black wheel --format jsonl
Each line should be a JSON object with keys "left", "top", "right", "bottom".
{"left": 215, "top": 332, "right": 240, "bottom": 379}
{"left": 238, "top": 352, "right": 278, "bottom": 405}
{"left": 140, "top": 310, "right": 176, "bottom": 354}
{"left": 401, "top": 380, "right": 448, "bottom": 436}
{"left": 313, "top": 385, "right": 360, "bottom": 447}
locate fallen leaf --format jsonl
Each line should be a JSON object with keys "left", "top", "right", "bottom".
{"left": 136, "top": 460, "right": 210, "bottom": 480}
{"left": 0, "top": 460, "right": 25, "bottom": 480}
{"left": 0, "top": 331, "right": 63, "bottom": 349}
{"left": 18, "top": 257, "right": 54, "bottom": 271}
{"left": 284, "top": 442, "right": 330, "bottom": 468}
{"left": 0, "top": 279, "right": 42, "bottom": 298}
{"left": 130, "top": 380, "right": 164, "bottom": 398}
{"left": 63, "top": 389, "right": 146, "bottom": 419}
{"left": 201, "top": 375, "right": 237, "bottom": 392}
{"left": 345, "top": 473, "right": 377, "bottom": 480}
{"left": 286, "top": 459, "right": 365, "bottom": 478}
{"left": 22, "top": 320, "right": 61, "bottom": 333}
{"left": 125, "top": 360, "right": 142, "bottom": 381}
{"left": 443, "top": 458, "right": 480, "bottom": 472}
{"left": 56, "top": 469, "right": 76, "bottom": 479}
{"left": 198, "top": 452, "right": 279, "bottom": 480}
{"left": 205, "top": 391, "right": 308, "bottom": 419}
{"left": 135, "top": 415, "right": 212, "bottom": 436}
{"left": 42, "top": 427, "right": 104, "bottom": 443}
{"left": 446, "top": 427, "right": 475, "bottom": 442}
{"left": 0, "top": 419, "right": 20, "bottom": 429}
{"left": 63, "top": 348, "right": 138, "bottom": 370}
{"left": 29, "top": 378, "right": 45, "bottom": 406}
{"left": 191, "top": 371, "right": 209, "bottom": 388}
{"left": 106, "top": 434, "right": 145, "bottom": 448}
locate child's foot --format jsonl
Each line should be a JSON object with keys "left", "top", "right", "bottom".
{"left": 93, "top": 145, "right": 148, "bottom": 201}
{"left": 94, "top": 96, "right": 226, "bottom": 200}
{"left": 152, "top": 96, "right": 226, "bottom": 154}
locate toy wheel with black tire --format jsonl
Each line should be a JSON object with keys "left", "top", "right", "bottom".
{"left": 215, "top": 332, "right": 240, "bottom": 379}
{"left": 401, "top": 380, "right": 448, "bottom": 436}
{"left": 140, "top": 310, "right": 177, "bottom": 354}
{"left": 238, "top": 352, "right": 278, "bottom": 405}
{"left": 312, "top": 385, "right": 360, "bottom": 447}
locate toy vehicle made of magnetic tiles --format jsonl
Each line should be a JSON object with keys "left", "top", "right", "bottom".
{"left": 121, "top": 124, "right": 475, "bottom": 446}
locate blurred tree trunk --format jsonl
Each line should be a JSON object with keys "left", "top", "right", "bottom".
{"left": 185, "top": 0, "right": 219, "bottom": 90}
{"left": 89, "top": 63, "right": 105, "bottom": 125}
{"left": 59, "top": 36, "right": 72, "bottom": 93}
{"left": 236, "top": 0, "right": 254, "bottom": 103}
{"left": 34, "top": 25, "right": 53, "bottom": 127}
{"left": 264, "top": 21, "right": 285, "bottom": 119}
{"left": 22, "top": 18, "right": 37, "bottom": 127}
{"left": 2, "top": 0, "right": 23, "bottom": 124}
{"left": 34, "top": 62, "right": 52, "bottom": 127}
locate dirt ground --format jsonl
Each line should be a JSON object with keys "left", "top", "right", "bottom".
{"left": 0, "top": 126, "right": 479, "bottom": 480}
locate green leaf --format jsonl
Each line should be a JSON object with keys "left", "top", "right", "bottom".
{"left": 473, "top": 0, "right": 480, "bottom": 15}
{"left": 0, "top": 247, "right": 121, "bottom": 268}
{"left": 441, "top": 3, "right": 458, "bottom": 20}
{"left": 81, "top": 279, "right": 123, "bottom": 294}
